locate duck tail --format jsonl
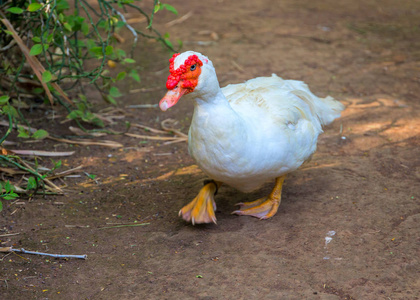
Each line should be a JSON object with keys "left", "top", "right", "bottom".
{"left": 315, "top": 95, "right": 345, "bottom": 126}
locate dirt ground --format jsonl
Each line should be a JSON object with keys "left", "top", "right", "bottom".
{"left": 1, "top": 0, "right": 420, "bottom": 299}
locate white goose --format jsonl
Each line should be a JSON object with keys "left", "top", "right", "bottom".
{"left": 159, "top": 51, "right": 344, "bottom": 224}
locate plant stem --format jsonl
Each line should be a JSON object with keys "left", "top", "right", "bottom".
{"left": 0, "top": 112, "right": 13, "bottom": 146}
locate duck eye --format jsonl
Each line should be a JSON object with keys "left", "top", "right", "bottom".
{"left": 190, "top": 64, "right": 197, "bottom": 71}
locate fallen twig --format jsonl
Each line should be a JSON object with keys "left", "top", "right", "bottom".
{"left": 0, "top": 167, "right": 26, "bottom": 175}
{"left": 0, "top": 247, "right": 87, "bottom": 259}
{"left": 9, "top": 150, "right": 75, "bottom": 157}
{"left": 69, "top": 126, "right": 107, "bottom": 137}
{"left": 124, "top": 133, "right": 180, "bottom": 141}
{"left": 98, "top": 223, "right": 150, "bottom": 229}
{"left": 161, "top": 119, "right": 188, "bottom": 139}
{"left": 163, "top": 138, "right": 187, "bottom": 145}
{"left": 129, "top": 87, "right": 162, "bottom": 94}
{"left": 48, "top": 136, "right": 123, "bottom": 148}
{"left": 126, "top": 104, "right": 159, "bottom": 108}
{"left": 165, "top": 11, "right": 193, "bottom": 27}
{"left": 0, "top": 233, "right": 20, "bottom": 238}
{"left": 132, "top": 123, "right": 168, "bottom": 135}
{"left": 46, "top": 165, "right": 83, "bottom": 180}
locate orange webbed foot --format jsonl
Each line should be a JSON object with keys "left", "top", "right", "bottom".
{"left": 232, "top": 175, "right": 286, "bottom": 220}
{"left": 232, "top": 197, "right": 280, "bottom": 219}
{"left": 179, "top": 180, "right": 221, "bottom": 225}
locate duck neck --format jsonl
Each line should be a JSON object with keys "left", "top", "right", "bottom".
{"left": 191, "top": 87, "right": 246, "bottom": 142}
{"left": 193, "top": 88, "right": 228, "bottom": 108}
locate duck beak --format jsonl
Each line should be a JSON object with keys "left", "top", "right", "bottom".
{"left": 159, "top": 85, "right": 187, "bottom": 111}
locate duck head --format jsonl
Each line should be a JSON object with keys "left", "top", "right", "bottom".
{"left": 159, "top": 51, "right": 219, "bottom": 111}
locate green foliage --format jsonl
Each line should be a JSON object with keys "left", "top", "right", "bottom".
{"left": 66, "top": 95, "right": 105, "bottom": 127}
{"left": 0, "top": 180, "right": 19, "bottom": 212}
{"left": 27, "top": 177, "right": 38, "bottom": 190}
{"left": 17, "top": 127, "right": 49, "bottom": 140}
{"left": 0, "top": 0, "right": 179, "bottom": 133}
{"left": 154, "top": 2, "right": 178, "bottom": 15}
{"left": 42, "top": 71, "right": 52, "bottom": 83}
{"left": 0, "top": 157, "right": 64, "bottom": 212}
{"left": 32, "top": 129, "right": 49, "bottom": 140}
{"left": 0, "top": 96, "right": 10, "bottom": 105}
{"left": 87, "top": 173, "right": 97, "bottom": 180}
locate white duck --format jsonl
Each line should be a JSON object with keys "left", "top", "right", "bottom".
{"left": 159, "top": 51, "right": 344, "bottom": 224}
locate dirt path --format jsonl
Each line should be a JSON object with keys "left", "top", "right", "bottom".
{"left": 1, "top": 0, "right": 419, "bottom": 299}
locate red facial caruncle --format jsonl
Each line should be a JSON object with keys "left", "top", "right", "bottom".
{"left": 159, "top": 53, "right": 204, "bottom": 111}
{"left": 166, "top": 53, "right": 203, "bottom": 93}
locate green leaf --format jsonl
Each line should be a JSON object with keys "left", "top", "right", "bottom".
{"left": 3, "top": 105, "right": 18, "bottom": 118}
{"left": 28, "top": 3, "right": 43, "bottom": 12}
{"left": 177, "top": 39, "right": 183, "bottom": 48}
{"left": 123, "top": 58, "right": 135, "bottom": 64}
{"left": 90, "top": 46, "right": 104, "bottom": 57}
{"left": 164, "top": 38, "right": 173, "bottom": 49}
{"left": 116, "top": 72, "right": 126, "bottom": 81}
{"left": 105, "top": 45, "right": 114, "bottom": 56}
{"left": 33, "top": 87, "right": 44, "bottom": 94}
{"left": 154, "top": 3, "right": 161, "bottom": 13}
{"left": 161, "top": 4, "right": 178, "bottom": 15}
{"left": 97, "top": 20, "right": 109, "bottom": 31}
{"left": 3, "top": 194, "right": 18, "bottom": 200}
{"left": 32, "top": 36, "right": 41, "bottom": 43}
{"left": 17, "top": 126, "right": 30, "bottom": 139}
{"left": 90, "top": 117, "right": 105, "bottom": 127}
{"left": 109, "top": 86, "right": 122, "bottom": 98}
{"left": 42, "top": 71, "right": 52, "bottom": 83}
{"left": 0, "top": 96, "right": 10, "bottom": 105}
{"left": 29, "top": 44, "right": 43, "bottom": 56}
{"left": 116, "top": 21, "right": 126, "bottom": 29}
{"left": 78, "top": 94, "right": 88, "bottom": 103}
{"left": 46, "top": 33, "right": 54, "bottom": 44}
{"left": 4, "top": 181, "right": 12, "bottom": 193}
{"left": 7, "top": 7, "right": 24, "bottom": 14}
{"left": 116, "top": 49, "right": 126, "bottom": 59}
{"left": 56, "top": 0, "right": 70, "bottom": 12}
{"left": 129, "top": 70, "right": 140, "bottom": 83}
{"left": 27, "top": 177, "right": 37, "bottom": 190}
{"left": 106, "top": 95, "right": 117, "bottom": 105}
{"left": 76, "top": 102, "right": 87, "bottom": 112}
{"left": 63, "top": 22, "right": 72, "bottom": 32}
{"left": 0, "top": 201, "right": 2, "bottom": 212}
{"left": 32, "top": 129, "right": 49, "bottom": 140}
{"left": 4, "top": 30, "right": 13, "bottom": 36}
{"left": 67, "top": 110, "right": 83, "bottom": 120}
{"left": 53, "top": 160, "right": 62, "bottom": 170}
{"left": 81, "top": 22, "right": 89, "bottom": 35}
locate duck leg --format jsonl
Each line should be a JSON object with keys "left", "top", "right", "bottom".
{"left": 179, "top": 180, "right": 222, "bottom": 225}
{"left": 232, "top": 175, "right": 286, "bottom": 219}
